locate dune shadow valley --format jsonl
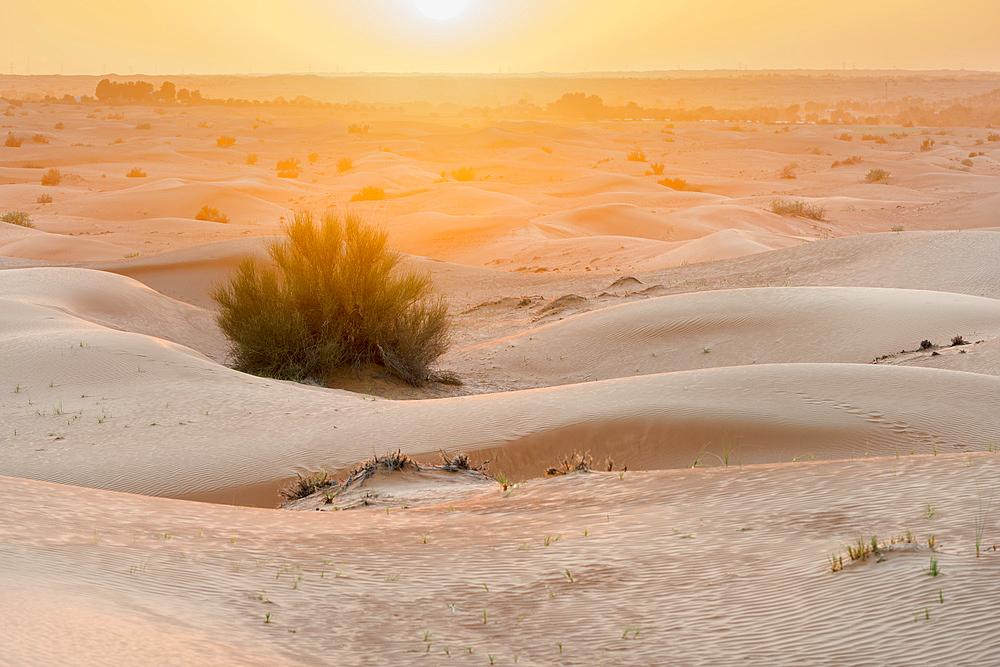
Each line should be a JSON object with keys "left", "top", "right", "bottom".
{"left": 4, "top": 59, "right": 1000, "bottom": 665}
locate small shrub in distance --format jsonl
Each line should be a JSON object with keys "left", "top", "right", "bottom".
{"left": 347, "top": 123, "right": 370, "bottom": 135}
{"left": 32, "top": 134, "right": 49, "bottom": 144}
{"left": 22, "top": 161, "right": 42, "bottom": 169}
{"left": 451, "top": 167, "right": 475, "bottom": 181}
{"left": 246, "top": 153, "right": 258, "bottom": 165}
{"left": 308, "top": 151, "right": 319, "bottom": 163}
{"left": 54, "top": 122, "right": 64, "bottom": 130}
{"left": 351, "top": 185, "right": 386, "bottom": 201}
{"left": 195, "top": 205, "right": 229, "bottom": 224}
{"left": 626, "top": 149, "right": 646, "bottom": 162}
{"left": 337, "top": 157, "right": 353, "bottom": 172}
{"left": 780, "top": 162, "right": 798, "bottom": 179}
{"left": 1, "top": 211, "right": 34, "bottom": 227}
{"left": 961, "top": 158, "right": 974, "bottom": 167}
{"left": 41, "top": 167, "right": 62, "bottom": 186}
{"left": 769, "top": 199, "right": 826, "bottom": 221}
{"left": 988, "top": 133, "right": 1000, "bottom": 142}
{"left": 37, "top": 193, "right": 53, "bottom": 204}
{"left": 276, "top": 157, "right": 301, "bottom": 178}
{"left": 831, "top": 156, "right": 862, "bottom": 167}
{"left": 837, "top": 133, "right": 852, "bottom": 141}
{"left": 5, "top": 132, "right": 22, "bottom": 147}
{"left": 864, "top": 168, "right": 890, "bottom": 184}
{"left": 210, "top": 209, "right": 450, "bottom": 386}
{"left": 920, "top": 138, "right": 935, "bottom": 151}
{"left": 216, "top": 135, "right": 236, "bottom": 148}
{"left": 658, "top": 177, "right": 697, "bottom": 191}
{"left": 136, "top": 122, "right": 151, "bottom": 130}
{"left": 646, "top": 162, "right": 665, "bottom": 176}
{"left": 126, "top": 167, "right": 146, "bottom": 178}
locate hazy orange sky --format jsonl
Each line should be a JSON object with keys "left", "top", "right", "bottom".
{"left": 5, "top": 0, "right": 1000, "bottom": 75}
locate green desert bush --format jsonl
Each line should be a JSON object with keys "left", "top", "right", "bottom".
{"left": 211, "top": 209, "right": 449, "bottom": 385}
{"left": 1, "top": 211, "right": 34, "bottom": 227}
{"left": 41, "top": 167, "right": 62, "bottom": 185}
{"left": 864, "top": 168, "right": 890, "bottom": 184}
{"left": 351, "top": 185, "right": 386, "bottom": 201}
{"left": 195, "top": 205, "right": 229, "bottom": 223}
{"left": 769, "top": 199, "right": 826, "bottom": 221}
{"left": 216, "top": 135, "right": 236, "bottom": 148}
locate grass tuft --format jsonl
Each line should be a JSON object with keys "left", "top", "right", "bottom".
{"left": 126, "top": 167, "right": 146, "bottom": 178}
{"left": 41, "top": 167, "right": 62, "bottom": 186}
{"left": 1, "top": 211, "right": 34, "bottom": 228}
{"left": 769, "top": 199, "right": 826, "bottom": 220}
{"left": 351, "top": 185, "right": 386, "bottom": 202}
{"left": 195, "top": 206, "right": 229, "bottom": 224}
{"left": 864, "top": 168, "right": 890, "bottom": 184}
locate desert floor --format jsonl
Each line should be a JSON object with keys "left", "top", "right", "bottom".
{"left": 2, "top": 91, "right": 1000, "bottom": 663}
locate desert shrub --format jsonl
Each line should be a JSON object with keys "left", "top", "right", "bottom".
{"left": 780, "top": 162, "right": 798, "bottom": 179}
{"left": 769, "top": 199, "right": 826, "bottom": 221}
{"left": 920, "top": 138, "right": 935, "bottom": 151}
{"left": 41, "top": 167, "right": 62, "bottom": 185}
{"left": 837, "top": 133, "right": 852, "bottom": 141}
{"left": 337, "top": 157, "right": 353, "bottom": 172}
{"left": 246, "top": 153, "right": 258, "bottom": 165}
{"left": 106, "top": 112, "right": 124, "bottom": 120}
{"left": 136, "top": 122, "right": 151, "bottom": 130}
{"left": 962, "top": 158, "right": 974, "bottom": 167}
{"left": 195, "top": 205, "right": 229, "bottom": 223}
{"left": 36, "top": 193, "right": 53, "bottom": 204}
{"left": 988, "top": 133, "right": 1000, "bottom": 142}
{"left": 54, "top": 122, "right": 64, "bottom": 130}
{"left": 832, "top": 156, "right": 862, "bottom": 167}
{"left": 22, "top": 161, "right": 42, "bottom": 169}
{"left": 5, "top": 132, "right": 22, "bottom": 147}
{"left": 658, "top": 177, "right": 697, "bottom": 191}
{"left": 970, "top": 151, "right": 985, "bottom": 158}
{"left": 647, "top": 162, "right": 665, "bottom": 176}
{"left": 32, "top": 133, "right": 49, "bottom": 144}
{"left": 347, "top": 123, "right": 369, "bottom": 135}
{"left": 211, "top": 209, "right": 450, "bottom": 385}
{"left": 216, "top": 135, "right": 236, "bottom": 148}
{"left": 351, "top": 185, "right": 385, "bottom": 201}
{"left": 1, "top": 211, "right": 34, "bottom": 227}
{"left": 864, "top": 168, "right": 890, "bottom": 184}
{"left": 451, "top": 167, "right": 475, "bottom": 181}
{"left": 276, "top": 157, "right": 300, "bottom": 178}
{"left": 626, "top": 148, "right": 646, "bottom": 162}
{"left": 308, "top": 151, "right": 319, "bottom": 163}
{"left": 126, "top": 167, "right": 146, "bottom": 178}
{"left": 198, "top": 121, "right": 213, "bottom": 129}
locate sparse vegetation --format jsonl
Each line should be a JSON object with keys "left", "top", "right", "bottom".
{"left": 658, "top": 177, "right": 697, "bottom": 191}
{"left": 348, "top": 123, "right": 370, "bottom": 135}
{"left": 837, "top": 133, "right": 852, "bottom": 141}
{"left": 626, "top": 148, "right": 646, "bottom": 162}
{"left": 864, "top": 168, "right": 890, "bottom": 184}
{"left": 126, "top": 167, "right": 146, "bottom": 178}
{"left": 32, "top": 133, "right": 48, "bottom": 144}
{"left": 5, "top": 132, "right": 22, "bottom": 147}
{"left": 1, "top": 211, "right": 34, "bottom": 228}
{"left": 276, "top": 157, "right": 301, "bottom": 178}
{"left": 280, "top": 469, "right": 336, "bottom": 501}
{"left": 211, "top": 209, "right": 450, "bottom": 385}
{"left": 308, "top": 151, "right": 319, "bottom": 163}
{"left": 451, "top": 167, "right": 476, "bottom": 181}
{"left": 36, "top": 193, "right": 53, "bottom": 204}
{"left": 194, "top": 205, "right": 229, "bottom": 224}
{"left": 41, "top": 167, "right": 62, "bottom": 186}
{"left": 780, "top": 162, "right": 798, "bottom": 179}
{"left": 646, "top": 162, "right": 665, "bottom": 176}
{"left": 769, "top": 199, "right": 826, "bottom": 221}
{"left": 546, "top": 451, "right": 593, "bottom": 476}
{"left": 135, "top": 122, "right": 151, "bottom": 130}
{"left": 961, "top": 158, "right": 974, "bottom": 167}
{"left": 832, "top": 156, "right": 862, "bottom": 167}
{"left": 246, "top": 153, "right": 258, "bottom": 165}
{"left": 216, "top": 135, "right": 236, "bottom": 148}
{"left": 337, "top": 157, "right": 353, "bottom": 172}
{"left": 351, "top": 185, "right": 386, "bottom": 201}
{"left": 988, "top": 133, "right": 1000, "bottom": 142}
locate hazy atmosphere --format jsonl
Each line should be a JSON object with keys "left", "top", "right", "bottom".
{"left": 3, "top": 0, "right": 1000, "bottom": 664}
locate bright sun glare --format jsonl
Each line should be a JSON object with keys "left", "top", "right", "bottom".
{"left": 413, "top": 0, "right": 469, "bottom": 20}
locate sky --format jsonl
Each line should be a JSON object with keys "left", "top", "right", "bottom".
{"left": 4, "top": 0, "right": 1000, "bottom": 75}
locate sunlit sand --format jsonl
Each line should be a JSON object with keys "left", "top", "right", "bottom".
{"left": 3, "top": 70, "right": 1000, "bottom": 663}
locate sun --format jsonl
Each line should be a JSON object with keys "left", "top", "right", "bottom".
{"left": 413, "top": 0, "right": 469, "bottom": 21}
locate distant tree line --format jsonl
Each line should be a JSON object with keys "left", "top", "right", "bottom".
{"left": 95, "top": 79, "right": 201, "bottom": 104}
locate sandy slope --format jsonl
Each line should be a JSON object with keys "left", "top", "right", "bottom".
{"left": 5, "top": 453, "right": 1000, "bottom": 664}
